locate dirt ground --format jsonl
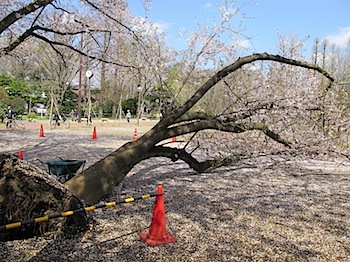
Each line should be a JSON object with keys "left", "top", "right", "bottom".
{"left": 0, "top": 119, "right": 349, "bottom": 261}
{"left": 0, "top": 118, "right": 157, "bottom": 169}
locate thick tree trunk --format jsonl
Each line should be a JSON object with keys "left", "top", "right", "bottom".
{"left": 64, "top": 133, "right": 158, "bottom": 204}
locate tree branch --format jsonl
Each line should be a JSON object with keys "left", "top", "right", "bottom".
{"left": 82, "top": 0, "right": 140, "bottom": 42}
{"left": 1, "top": 26, "right": 37, "bottom": 55}
{"left": 31, "top": 33, "right": 137, "bottom": 68}
{"left": 146, "top": 146, "right": 230, "bottom": 173}
{"left": 159, "top": 53, "right": 335, "bottom": 129}
{"left": 165, "top": 118, "right": 291, "bottom": 147}
{"left": 0, "top": 0, "right": 53, "bottom": 34}
{"left": 221, "top": 102, "right": 274, "bottom": 123}
{"left": 1, "top": 25, "right": 132, "bottom": 67}
{"left": 172, "top": 101, "right": 273, "bottom": 125}
{"left": 173, "top": 111, "right": 211, "bottom": 123}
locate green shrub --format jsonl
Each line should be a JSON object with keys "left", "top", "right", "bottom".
{"left": 27, "top": 113, "right": 37, "bottom": 119}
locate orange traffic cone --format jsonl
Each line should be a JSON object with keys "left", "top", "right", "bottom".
{"left": 133, "top": 128, "right": 138, "bottom": 141}
{"left": 18, "top": 150, "right": 23, "bottom": 160}
{"left": 39, "top": 124, "right": 45, "bottom": 137}
{"left": 139, "top": 185, "right": 176, "bottom": 247}
{"left": 172, "top": 136, "right": 177, "bottom": 142}
{"left": 92, "top": 126, "right": 97, "bottom": 140}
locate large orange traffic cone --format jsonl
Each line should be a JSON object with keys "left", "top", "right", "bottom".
{"left": 139, "top": 184, "right": 176, "bottom": 247}
{"left": 18, "top": 150, "right": 23, "bottom": 160}
{"left": 39, "top": 124, "right": 45, "bottom": 137}
{"left": 92, "top": 126, "right": 97, "bottom": 140}
{"left": 133, "top": 128, "right": 138, "bottom": 141}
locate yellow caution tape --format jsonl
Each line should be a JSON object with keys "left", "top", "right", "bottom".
{"left": 35, "top": 216, "right": 49, "bottom": 223}
{"left": 6, "top": 222, "right": 22, "bottom": 230}
{"left": 124, "top": 197, "right": 135, "bottom": 203}
{"left": 61, "top": 211, "right": 74, "bottom": 217}
{"left": 84, "top": 206, "right": 96, "bottom": 212}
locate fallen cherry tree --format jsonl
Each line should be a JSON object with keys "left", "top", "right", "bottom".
{"left": 0, "top": 53, "right": 335, "bottom": 241}
{"left": 65, "top": 53, "right": 334, "bottom": 204}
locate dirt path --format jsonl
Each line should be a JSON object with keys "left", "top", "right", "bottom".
{"left": 0, "top": 119, "right": 158, "bottom": 171}
{"left": 0, "top": 118, "right": 157, "bottom": 131}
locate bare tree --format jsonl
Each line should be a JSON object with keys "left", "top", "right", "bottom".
{"left": 0, "top": 0, "right": 137, "bottom": 68}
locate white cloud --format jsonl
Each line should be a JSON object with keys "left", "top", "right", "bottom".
{"left": 236, "top": 39, "right": 252, "bottom": 49}
{"left": 132, "top": 16, "right": 169, "bottom": 34}
{"left": 205, "top": 2, "right": 212, "bottom": 8}
{"left": 153, "top": 21, "right": 169, "bottom": 34}
{"left": 325, "top": 26, "right": 350, "bottom": 48}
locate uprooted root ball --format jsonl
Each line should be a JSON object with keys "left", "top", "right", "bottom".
{"left": 0, "top": 154, "right": 87, "bottom": 241}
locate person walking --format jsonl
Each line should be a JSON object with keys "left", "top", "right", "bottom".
{"left": 5, "top": 105, "right": 14, "bottom": 128}
{"left": 53, "top": 109, "right": 60, "bottom": 126}
{"left": 126, "top": 109, "right": 131, "bottom": 123}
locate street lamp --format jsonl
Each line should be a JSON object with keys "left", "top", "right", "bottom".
{"left": 86, "top": 70, "right": 93, "bottom": 126}
{"left": 137, "top": 85, "right": 142, "bottom": 126}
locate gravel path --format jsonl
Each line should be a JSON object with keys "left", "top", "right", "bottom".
{"left": 0, "top": 126, "right": 349, "bottom": 261}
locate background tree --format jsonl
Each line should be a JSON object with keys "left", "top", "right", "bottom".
{"left": 37, "top": 40, "right": 78, "bottom": 112}
{"left": 0, "top": 0, "right": 145, "bottom": 118}
{"left": 0, "top": 74, "right": 28, "bottom": 114}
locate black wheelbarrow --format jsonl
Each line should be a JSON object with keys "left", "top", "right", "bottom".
{"left": 37, "top": 158, "right": 86, "bottom": 183}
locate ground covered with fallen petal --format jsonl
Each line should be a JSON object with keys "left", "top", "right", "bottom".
{"left": 0, "top": 126, "right": 349, "bottom": 261}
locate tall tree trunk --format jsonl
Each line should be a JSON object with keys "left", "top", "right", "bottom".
{"left": 112, "top": 101, "right": 117, "bottom": 119}
{"left": 99, "top": 32, "right": 109, "bottom": 118}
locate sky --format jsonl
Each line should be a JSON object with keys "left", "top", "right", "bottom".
{"left": 128, "top": 0, "right": 350, "bottom": 57}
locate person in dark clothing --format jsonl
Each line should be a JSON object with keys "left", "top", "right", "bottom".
{"left": 5, "top": 105, "right": 14, "bottom": 128}
{"left": 53, "top": 109, "right": 60, "bottom": 126}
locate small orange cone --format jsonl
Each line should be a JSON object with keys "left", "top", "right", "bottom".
{"left": 92, "top": 126, "right": 97, "bottom": 140}
{"left": 18, "top": 150, "right": 23, "bottom": 160}
{"left": 172, "top": 136, "right": 177, "bottom": 142}
{"left": 39, "top": 124, "right": 45, "bottom": 137}
{"left": 133, "top": 128, "right": 138, "bottom": 141}
{"left": 139, "top": 184, "right": 176, "bottom": 247}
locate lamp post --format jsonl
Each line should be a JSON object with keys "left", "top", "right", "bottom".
{"left": 40, "top": 91, "right": 47, "bottom": 118}
{"left": 137, "top": 85, "right": 142, "bottom": 126}
{"left": 86, "top": 70, "right": 93, "bottom": 126}
{"left": 77, "top": 33, "right": 84, "bottom": 122}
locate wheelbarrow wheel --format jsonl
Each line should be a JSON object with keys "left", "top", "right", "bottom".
{"left": 57, "top": 176, "right": 67, "bottom": 183}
